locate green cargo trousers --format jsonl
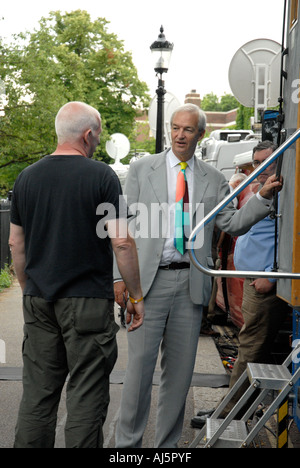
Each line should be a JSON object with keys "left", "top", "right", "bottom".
{"left": 14, "top": 296, "right": 119, "bottom": 448}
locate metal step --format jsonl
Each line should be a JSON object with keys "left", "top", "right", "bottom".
{"left": 247, "top": 363, "right": 292, "bottom": 390}
{"left": 206, "top": 418, "right": 248, "bottom": 448}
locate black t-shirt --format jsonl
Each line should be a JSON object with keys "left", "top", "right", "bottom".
{"left": 11, "top": 155, "right": 125, "bottom": 301}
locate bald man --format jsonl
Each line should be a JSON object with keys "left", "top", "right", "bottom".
{"left": 9, "top": 101, "right": 144, "bottom": 448}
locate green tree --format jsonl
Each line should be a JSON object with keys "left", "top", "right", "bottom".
{"left": 219, "top": 93, "right": 239, "bottom": 112}
{"left": 201, "top": 92, "right": 220, "bottom": 111}
{"left": 235, "top": 104, "right": 254, "bottom": 129}
{"left": 201, "top": 92, "right": 239, "bottom": 112}
{"left": 0, "top": 10, "right": 150, "bottom": 194}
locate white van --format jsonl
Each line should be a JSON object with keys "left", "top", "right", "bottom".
{"left": 199, "top": 130, "right": 259, "bottom": 181}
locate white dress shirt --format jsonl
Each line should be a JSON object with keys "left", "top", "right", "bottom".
{"left": 160, "top": 149, "right": 194, "bottom": 265}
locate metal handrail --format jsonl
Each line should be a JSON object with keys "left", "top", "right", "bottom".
{"left": 188, "top": 128, "right": 300, "bottom": 279}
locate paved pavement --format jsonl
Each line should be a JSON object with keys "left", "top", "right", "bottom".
{"left": 4, "top": 280, "right": 300, "bottom": 449}
{"left": 0, "top": 280, "right": 229, "bottom": 449}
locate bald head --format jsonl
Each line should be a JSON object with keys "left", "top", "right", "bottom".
{"left": 55, "top": 101, "right": 101, "bottom": 145}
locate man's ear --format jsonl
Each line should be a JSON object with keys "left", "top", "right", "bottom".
{"left": 198, "top": 130, "right": 205, "bottom": 142}
{"left": 83, "top": 129, "right": 92, "bottom": 146}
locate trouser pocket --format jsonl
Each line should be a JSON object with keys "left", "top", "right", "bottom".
{"left": 72, "top": 297, "right": 114, "bottom": 334}
{"left": 70, "top": 297, "right": 119, "bottom": 374}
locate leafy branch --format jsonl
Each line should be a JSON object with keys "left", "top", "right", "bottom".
{"left": 0, "top": 9, "right": 150, "bottom": 191}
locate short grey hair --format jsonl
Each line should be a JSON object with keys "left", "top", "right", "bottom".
{"left": 171, "top": 103, "right": 207, "bottom": 134}
{"left": 229, "top": 173, "right": 247, "bottom": 184}
{"left": 55, "top": 101, "right": 101, "bottom": 144}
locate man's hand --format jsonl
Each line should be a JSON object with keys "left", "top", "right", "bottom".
{"left": 114, "top": 280, "right": 128, "bottom": 309}
{"left": 114, "top": 280, "right": 144, "bottom": 332}
{"left": 259, "top": 174, "right": 283, "bottom": 199}
{"left": 126, "top": 301, "right": 144, "bottom": 332}
{"left": 249, "top": 278, "right": 275, "bottom": 294}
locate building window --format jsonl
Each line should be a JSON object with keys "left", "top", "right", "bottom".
{"left": 290, "top": 0, "right": 299, "bottom": 29}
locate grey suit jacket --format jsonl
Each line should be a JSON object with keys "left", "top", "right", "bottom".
{"left": 114, "top": 150, "right": 271, "bottom": 305}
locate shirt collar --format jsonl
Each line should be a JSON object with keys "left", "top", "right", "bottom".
{"left": 167, "top": 149, "right": 195, "bottom": 171}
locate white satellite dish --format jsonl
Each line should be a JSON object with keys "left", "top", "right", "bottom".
{"left": 106, "top": 133, "right": 130, "bottom": 164}
{"left": 106, "top": 133, "right": 130, "bottom": 187}
{"left": 148, "top": 92, "right": 181, "bottom": 148}
{"left": 228, "top": 38, "right": 281, "bottom": 122}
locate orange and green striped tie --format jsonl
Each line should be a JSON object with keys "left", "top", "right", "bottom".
{"left": 174, "top": 162, "right": 190, "bottom": 255}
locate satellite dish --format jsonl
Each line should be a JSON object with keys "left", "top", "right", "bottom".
{"left": 106, "top": 133, "right": 130, "bottom": 187}
{"left": 106, "top": 133, "right": 130, "bottom": 164}
{"left": 148, "top": 92, "right": 181, "bottom": 147}
{"left": 228, "top": 38, "right": 281, "bottom": 121}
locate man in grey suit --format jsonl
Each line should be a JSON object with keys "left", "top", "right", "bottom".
{"left": 114, "top": 104, "right": 281, "bottom": 448}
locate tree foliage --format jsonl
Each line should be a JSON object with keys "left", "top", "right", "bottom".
{"left": 235, "top": 104, "right": 254, "bottom": 129}
{"left": 201, "top": 92, "right": 255, "bottom": 131}
{"left": 201, "top": 92, "right": 239, "bottom": 112}
{"left": 0, "top": 10, "right": 150, "bottom": 193}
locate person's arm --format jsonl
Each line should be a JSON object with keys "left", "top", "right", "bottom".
{"left": 9, "top": 223, "right": 27, "bottom": 292}
{"left": 216, "top": 174, "right": 283, "bottom": 237}
{"left": 107, "top": 218, "right": 144, "bottom": 332}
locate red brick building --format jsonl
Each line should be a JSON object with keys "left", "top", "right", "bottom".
{"left": 184, "top": 89, "right": 237, "bottom": 132}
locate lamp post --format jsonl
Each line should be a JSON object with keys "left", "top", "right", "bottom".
{"left": 150, "top": 26, "right": 174, "bottom": 153}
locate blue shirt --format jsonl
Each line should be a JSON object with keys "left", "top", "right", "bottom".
{"left": 234, "top": 208, "right": 277, "bottom": 282}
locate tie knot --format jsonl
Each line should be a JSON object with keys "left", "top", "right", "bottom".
{"left": 180, "top": 162, "right": 188, "bottom": 171}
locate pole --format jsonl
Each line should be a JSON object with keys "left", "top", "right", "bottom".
{"left": 155, "top": 76, "right": 166, "bottom": 154}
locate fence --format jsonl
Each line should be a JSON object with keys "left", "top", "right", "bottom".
{"left": 0, "top": 199, "right": 11, "bottom": 271}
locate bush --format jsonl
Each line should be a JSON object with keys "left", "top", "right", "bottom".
{"left": 0, "top": 265, "right": 13, "bottom": 292}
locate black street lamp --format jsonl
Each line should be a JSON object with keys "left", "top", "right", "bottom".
{"left": 150, "top": 26, "right": 174, "bottom": 153}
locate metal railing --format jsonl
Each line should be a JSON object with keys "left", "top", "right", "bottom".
{"left": 188, "top": 128, "right": 300, "bottom": 279}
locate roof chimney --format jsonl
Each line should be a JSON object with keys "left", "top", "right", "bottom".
{"left": 184, "top": 89, "right": 201, "bottom": 108}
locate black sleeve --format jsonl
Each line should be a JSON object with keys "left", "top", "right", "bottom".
{"left": 101, "top": 171, "right": 128, "bottom": 220}
{"left": 10, "top": 179, "right": 22, "bottom": 226}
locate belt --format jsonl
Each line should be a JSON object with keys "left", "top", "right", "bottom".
{"left": 159, "top": 262, "right": 190, "bottom": 270}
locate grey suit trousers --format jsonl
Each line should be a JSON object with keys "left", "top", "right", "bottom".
{"left": 115, "top": 268, "right": 202, "bottom": 448}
